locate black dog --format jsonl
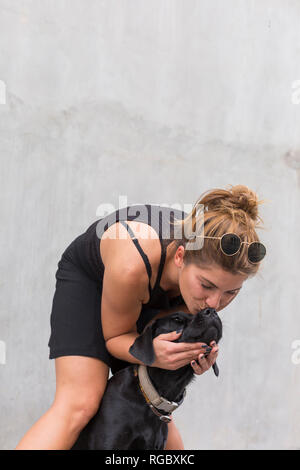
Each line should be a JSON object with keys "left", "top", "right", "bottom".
{"left": 72, "top": 307, "right": 222, "bottom": 450}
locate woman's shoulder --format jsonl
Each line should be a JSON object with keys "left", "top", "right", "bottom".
{"left": 100, "top": 220, "right": 162, "bottom": 301}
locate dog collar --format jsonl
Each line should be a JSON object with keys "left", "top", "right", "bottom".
{"left": 135, "top": 365, "right": 186, "bottom": 423}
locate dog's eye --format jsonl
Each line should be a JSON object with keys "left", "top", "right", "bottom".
{"left": 172, "top": 316, "right": 185, "bottom": 324}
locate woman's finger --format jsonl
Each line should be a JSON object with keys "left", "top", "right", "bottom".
{"left": 189, "top": 343, "right": 220, "bottom": 375}
{"left": 156, "top": 331, "right": 206, "bottom": 351}
{"left": 191, "top": 355, "right": 208, "bottom": 375}
{"left": 168, "top": 348, "right": 206, "bottom": 367}
{"left": 206, "top": 346, "right": 219, "bottom": 367}
{"left": 168, "top": 339, "right": 208, "bottom": 353}
{"left": 156, "top": 330, "right": 184, "bottom": 341}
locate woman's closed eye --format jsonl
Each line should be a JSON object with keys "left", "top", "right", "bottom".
{"left": 201, "top": 284, "right": 213, "bottom": 290}
{"left": 201, "top": 284, "right": 237, "bottom": 296}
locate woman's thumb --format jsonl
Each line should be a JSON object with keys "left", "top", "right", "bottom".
{"left": 157, "top": 329, "right": 183, "bottom": 341}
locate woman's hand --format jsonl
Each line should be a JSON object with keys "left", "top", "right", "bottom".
{"left": 152, "top": 330, "right": 209, "bottom": 370}
{"left": 190, "top": 341, "right": 219, "bottom": 375}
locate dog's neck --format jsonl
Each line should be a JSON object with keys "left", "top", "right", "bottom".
{"left": 146, "top": 365, "right": 195, "bottom": 403}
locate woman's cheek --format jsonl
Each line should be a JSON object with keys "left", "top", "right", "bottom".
{"left": 219, "top": 293, "right": 237, "bottom": 309}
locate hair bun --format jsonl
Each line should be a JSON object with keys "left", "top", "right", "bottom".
{"left": 229, "top": 185, "right": 260, "bottom": 221}
{"left": 197, "top": 184, "right": 265, "bottom": 225}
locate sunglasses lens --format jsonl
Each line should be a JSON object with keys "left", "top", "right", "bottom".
{"left": 248, "top": 242, "right": 266, "bottom": 263}
{"left": 221, "top": 233, "right": 241, "bottom": 255}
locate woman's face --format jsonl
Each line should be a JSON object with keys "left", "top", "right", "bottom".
{"left": 175, "top": 247, "right": 248, "bottom": 315}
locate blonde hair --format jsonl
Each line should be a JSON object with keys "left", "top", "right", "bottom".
{"left": 172, "top": 184, "right": 267, "bottom": 277}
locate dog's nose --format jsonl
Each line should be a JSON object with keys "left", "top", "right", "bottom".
{"left": 203, "top": 307, "right": 216, "bottom": 316}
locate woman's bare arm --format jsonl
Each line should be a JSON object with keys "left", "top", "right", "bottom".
{"left": 101, "top": 261, "right": 206, "bottom": 369}
{"left": 101, "top": 257, "right": 149, "bottom": 364}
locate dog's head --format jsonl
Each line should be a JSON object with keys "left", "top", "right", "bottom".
{"left": 129, "top": 308, "right": 222, "bottom": 376}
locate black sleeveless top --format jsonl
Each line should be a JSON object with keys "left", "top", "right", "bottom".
{"left": 70, "top": 204, "right": 187, "bottom": 330}
{"left": 58, "top": 204, "right": 187, "bottom": 373}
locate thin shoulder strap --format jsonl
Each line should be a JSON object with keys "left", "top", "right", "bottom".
{"left": 152, "top": 209, "right": 167, "bottom": 291}
{"left": 154, "top": 239, "right": 166, "bottom": 290}
{"left": 119, "top": 221, "right": 152, "bottom": 296}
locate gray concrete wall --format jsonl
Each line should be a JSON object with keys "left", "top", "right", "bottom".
{"left": 0, "top": 0, "right": 299, "bottom": 450}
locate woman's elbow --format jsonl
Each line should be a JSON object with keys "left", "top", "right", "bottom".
{"left": 105, "top": 337, "right": 116, "bottom": 355}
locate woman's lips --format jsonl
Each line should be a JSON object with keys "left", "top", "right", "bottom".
{"left": 196, "top": 304, "right": 207, "bottom": 310}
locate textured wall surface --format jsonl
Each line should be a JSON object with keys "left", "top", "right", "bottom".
{"left": 0, "top": 0, "right": 299, "bottom": 450}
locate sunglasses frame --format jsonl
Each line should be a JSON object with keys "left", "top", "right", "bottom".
{"left": 196, "top": 232, "right": 266, "bottom": 264}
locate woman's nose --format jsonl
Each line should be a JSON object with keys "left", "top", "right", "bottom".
{"left": 205, "top": 292, "right": 222, "bottom": 310}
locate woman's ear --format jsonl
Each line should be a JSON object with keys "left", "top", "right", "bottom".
{"left": 129, "top": 321, "right": 156, "bottom": 366}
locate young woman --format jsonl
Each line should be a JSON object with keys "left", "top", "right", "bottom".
{"left": 16, "top": 184, "right": 266, "bottom": 450}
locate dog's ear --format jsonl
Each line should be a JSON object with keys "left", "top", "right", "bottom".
{"left": 129, "top": 321, "right": 156, "bottom": 366}
{"left": 212, "top": 362, "right": 219, "bottom": 377}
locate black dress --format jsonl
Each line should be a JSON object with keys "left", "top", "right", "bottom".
{"left": 48, "top": 204, "right": 187, "bottom": 373}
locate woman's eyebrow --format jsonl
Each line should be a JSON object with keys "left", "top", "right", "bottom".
{"left": 200, "top": 276, "right": 242, "bottom": 292}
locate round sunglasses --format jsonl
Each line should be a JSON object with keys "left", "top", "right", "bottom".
{"left": 194, "top": 232, "right": 266, "bottom": 264}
